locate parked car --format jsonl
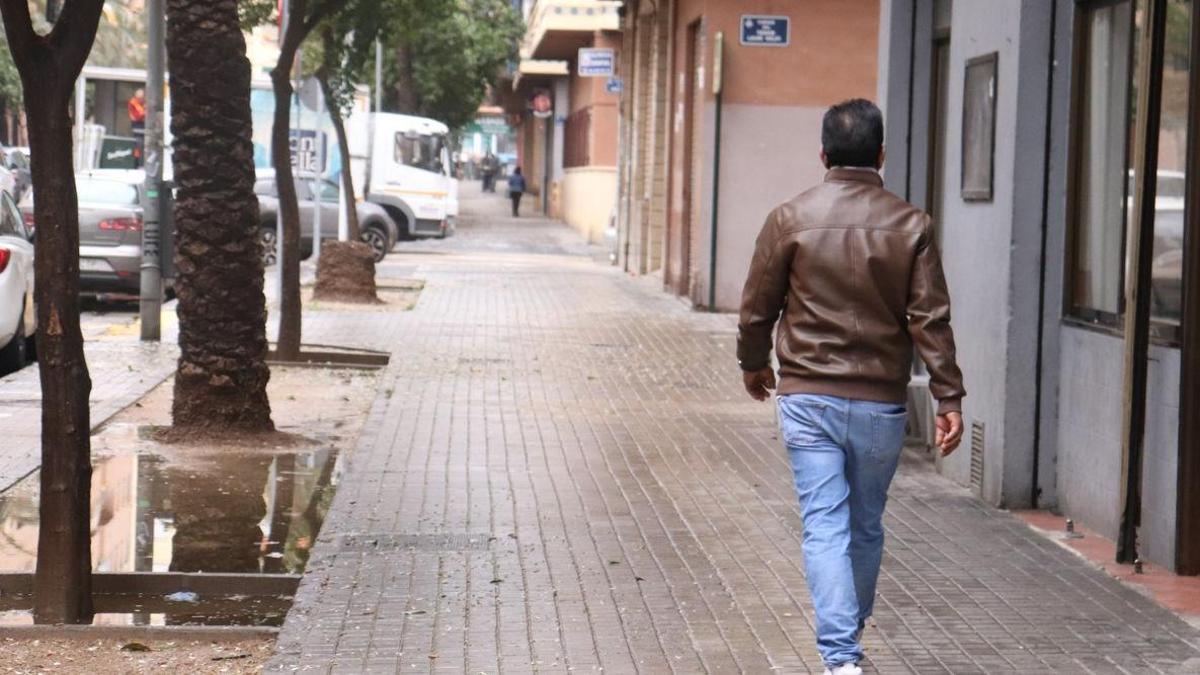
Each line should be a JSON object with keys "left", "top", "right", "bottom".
{"left": 254, "top": 171, "right": 401, "bottom": 264}
{"left": 0, "top": 190, "right": 34, "bottom": 374}
{"left": 19, "top": 169, "right": 147, "bottom": 298}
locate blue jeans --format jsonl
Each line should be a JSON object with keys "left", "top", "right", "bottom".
{"left": 778, "top": 394, "right": 908, "bottom": 667}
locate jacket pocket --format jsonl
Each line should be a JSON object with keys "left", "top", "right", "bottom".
{"left": 778, "top": 398, "right": 828, "bottom": 446}
{"left": 870, "top": 409, "right": 909, "bottom": 463}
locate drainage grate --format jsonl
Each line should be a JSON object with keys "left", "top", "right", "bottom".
{"left": 337, "top": 533, "right": 493, "bottom": 552}
{"left": 970, "top": 421, "right": 985, "bottom": 493}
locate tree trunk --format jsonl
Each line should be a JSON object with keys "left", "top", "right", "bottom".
{"left": 319, "top": 75, "right": 360, "bottom": 241}
{"left": 392, "top": 42, "right": 418, "bottom": 113}
{"left": 27, "top": 88, "right": 94, "bottom": 626}
{"left": 1, "top": 0, "right": 106, "bottom": 626}
{"left": 166, "top": 0, "right": 273, "bottom": 430}
{"left": 271, "top": 61, "right": 303, "bottom": 361}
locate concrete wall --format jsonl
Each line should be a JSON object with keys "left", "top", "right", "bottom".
{"left": 930, "top": 0, "right": 1023, "bottom": 499}
{"left": 563, "top": 167, "right": 618, "bottom": 243}
{"left": 1055, "top": 329, "right": 1181, "bottom": 567}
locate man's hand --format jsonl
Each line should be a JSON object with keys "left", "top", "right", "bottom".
{"left": 743, "top": 367, "right": 777, "bottom": 401}
{"left": 935, "top": 411, "right": 964, "bottom": 456}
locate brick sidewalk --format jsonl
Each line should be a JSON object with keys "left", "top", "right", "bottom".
{"left": 269, "top": 184, "right": 1200, "bottom": 673}
{"left": 0, "top": 311, "right": 178, "bottom": 492}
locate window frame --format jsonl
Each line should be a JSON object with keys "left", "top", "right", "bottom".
{"left": 1064, "top": 0, "right": 1186, "bottom": 345}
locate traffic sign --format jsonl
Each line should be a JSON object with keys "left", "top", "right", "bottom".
{"left": 605, "top": 77, "right": 621, "bottom": 94}
{"left": 740, "top": 15, "right": 790, "bottom": 47}
{"left": 578, "top": 48, "right": 615, "bottom": 77}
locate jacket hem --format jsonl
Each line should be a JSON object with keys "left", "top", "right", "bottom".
{"left": 776, "top": 376, "right": 908, "bottom": 405}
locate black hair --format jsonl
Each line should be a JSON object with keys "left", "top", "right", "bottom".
{"left": 821, "top": 98, "right": 884, "bottom": 168}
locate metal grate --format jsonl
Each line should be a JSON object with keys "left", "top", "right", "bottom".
{"left": 970, "top": 421, "right": 985, "bottom": 492}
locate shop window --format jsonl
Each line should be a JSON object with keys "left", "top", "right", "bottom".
{"left": 1068, "top": 0, "right": 1189, "bottom": 338}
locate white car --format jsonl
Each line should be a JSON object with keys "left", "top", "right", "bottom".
{"left": 0, "top": 190, "right": 34, "bottom": 374}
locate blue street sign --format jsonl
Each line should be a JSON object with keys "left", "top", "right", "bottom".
{"left": 740, "top": 15, "right": 790, "bottom": 47}
{"left": 605, "top": 77, "right": 622, "bottom": 94}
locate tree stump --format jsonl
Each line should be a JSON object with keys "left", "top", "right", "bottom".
{"left": 313, "top": 241, "right": 380, "bottom": 303}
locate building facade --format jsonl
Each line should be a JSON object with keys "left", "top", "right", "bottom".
{"left": 510, "top": 1, "right": 623, "bottom": 242}
{"left": 615, "top": 0, "right": 881, "bottom": 309}
{"left": 880, "top": 0, "right": 1200, "bottom": 573}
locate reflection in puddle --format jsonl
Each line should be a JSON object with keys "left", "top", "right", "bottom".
{"left": 0, "top": 429, "right": 342, "bottom": 575}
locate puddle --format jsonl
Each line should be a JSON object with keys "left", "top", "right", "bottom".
{"left": 0, "top": 366, "right": 378, "bottom": 626}
{"left": 0, "top": 594, "right": 291, "bottom": 627}
{"left": 0, "top": 438, "right": 341, "bottom": 576}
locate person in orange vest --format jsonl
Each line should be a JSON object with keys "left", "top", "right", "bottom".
{"left": 128, "top": 88, "right": 146, "bottom": 167}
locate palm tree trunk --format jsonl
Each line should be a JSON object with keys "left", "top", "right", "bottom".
{"left": 166, "top": 0, "right": 273, "bottom": 430}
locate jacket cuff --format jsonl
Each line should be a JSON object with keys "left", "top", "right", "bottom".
{"left": 936, "top": 398, "right": 962, "bottom": 415}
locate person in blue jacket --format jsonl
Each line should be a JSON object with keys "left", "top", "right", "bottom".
{"left": 507, "top": 167, "right": 526, "bottom": 217}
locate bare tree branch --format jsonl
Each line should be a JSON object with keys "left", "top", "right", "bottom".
{"left": 0, "top": 0, "right": 38, "bottom": 70}
{"left": 49, "top": 0, "right": 107, "bottom": 82}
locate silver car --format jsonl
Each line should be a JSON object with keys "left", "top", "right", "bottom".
{"left": 254, "top": 171, "right": 400, "bottom": 264}
{"left": 20, "top": 169, "right": 147, "bottom": 298}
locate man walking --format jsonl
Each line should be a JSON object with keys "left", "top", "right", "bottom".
{"left": 737, "top": 99, "right": 965, "bottom": 675}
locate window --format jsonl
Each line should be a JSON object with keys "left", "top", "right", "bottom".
{"left": 1069, "top": 0, "right": 1189, "bottom": 335}
{"left": 317, "top": 180, "right": 339, "bottom": 202}
{"left": 394, "top": 132, "right": 445, "bottom": 173}
{"left": 76, "top": 178, "right": 140, "bottom": 206}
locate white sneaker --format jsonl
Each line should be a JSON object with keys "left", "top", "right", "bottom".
{"left": 822, "top": 664, "right": 862, "bottom": 675}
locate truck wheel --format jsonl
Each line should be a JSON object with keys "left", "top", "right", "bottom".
{"left": 0, "top": 308, "right": 28, "bottom": 375}
{"left": 260, "top": 227, "right": 278, "bottom": 266}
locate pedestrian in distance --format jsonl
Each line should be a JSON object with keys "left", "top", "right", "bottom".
{"left": 481, "top": 152, "right": 499, "bottom": 192}
{"left": 737, "top": 98, "right": 966, "bottom": 675}
{"left": 507, "top": 167, "right": 526, "bottom": 218}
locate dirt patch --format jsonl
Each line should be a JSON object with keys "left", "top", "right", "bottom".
{"left": 312, "top": 241, "right": 378, "bottom": 303}
{"left": 303, "top": 278, "right": 423, "bottom": 313}
{"left": 0, "top": 636, "right": 272, "bottom": 674}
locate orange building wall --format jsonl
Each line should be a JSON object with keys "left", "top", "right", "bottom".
{"left": 664, "top": 0, "right": 880, "bottom": 307}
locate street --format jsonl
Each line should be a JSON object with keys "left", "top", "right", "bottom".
{"left": 259, "top": 184, "right": 1200, "bottom": 673}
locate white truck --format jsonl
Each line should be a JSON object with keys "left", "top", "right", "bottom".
{"left": 347, "top": 112, "right": 459, "bottom": 239}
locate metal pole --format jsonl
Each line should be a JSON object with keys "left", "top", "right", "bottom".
{"left": 374, "top": 39, "right": 383, "bottom": 113}
{"left": 707, "top": 32, "right": 724, "bottom": 312}
{"left": 1117, "top": 0, "right": 1167, "bottom": 565}
{"left": 139, "top": 0, "right": 166, "bottom": 341}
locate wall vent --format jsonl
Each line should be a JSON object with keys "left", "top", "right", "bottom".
{"left": 970, "top": 421, "right": 985, "bottom": 493}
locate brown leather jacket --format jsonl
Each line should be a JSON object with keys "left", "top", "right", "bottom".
{"left": 737, "top": 168, "right": 965, "bottom": 414}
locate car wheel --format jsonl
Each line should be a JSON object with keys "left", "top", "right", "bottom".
{"left": 0, "top": 307, "right": 28, "bottom": 375}
{"left": 361, "top": 227, "right": 388, "bottom": 263}
{"left": 260, "top": 226, "right": 278, "bottom": 266}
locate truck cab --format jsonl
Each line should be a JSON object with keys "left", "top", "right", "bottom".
{"left": 351, "top": 113, "right": 459, "bottom": 239}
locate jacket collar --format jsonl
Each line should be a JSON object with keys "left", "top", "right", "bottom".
{"left": 824, "top": 167, "right": 883, "bottom": 187}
